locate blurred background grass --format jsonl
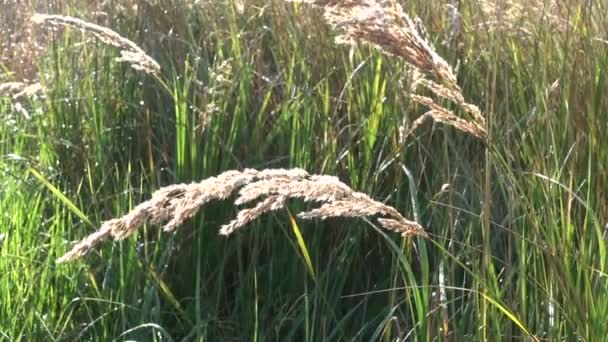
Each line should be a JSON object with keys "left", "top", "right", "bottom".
{"left": 1, "top": 0, "right": 607, "bottom": 340}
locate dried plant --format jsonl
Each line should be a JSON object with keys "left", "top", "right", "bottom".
{"left": 31, "top": 14, "right": 160, "bottom": 75}
{"left": 443, "top": 3, "right": 462, "bottom": 47}
{"left": 474, "top": 0, "right": 571, "bottom": 38}
{"left": 195, "top": 58, "right": 233, "bottom": 133}
{"left": 289, "top": 0, "right": 486, "bottom": 141}
{"left": 410, "top": 77, "right": 486, "bottom": 137}
{"left": 290, "top": 0, "right": 458, "bottom": 86}
{"left": 0, "top": 81, "right": 44, "bottom": 99}
{"left": 57, "top": 168, "right": 427, "bottom": 263}
{"left": 415, "top": 78, "right": 483, "bottom": 123}
{"left": 0, "top": 1, "right": 46, "bottom": 80}
{"left": 408, "top": 95, "right": 486, "bottom": 139}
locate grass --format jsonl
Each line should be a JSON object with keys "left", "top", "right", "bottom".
{"left": 1, "top": 0, "right": 607, "bottom": 340}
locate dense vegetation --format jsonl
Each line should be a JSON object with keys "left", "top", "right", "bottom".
{"left": 1, "top": 0, "right": 607, "bottom": 340}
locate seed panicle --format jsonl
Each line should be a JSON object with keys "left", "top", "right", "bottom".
{"left": 289, "top": 0, "right": 486, "bottom": 141}
{"left": 57, "top": 168, "right": 426, "bottom": 263}
{"left": 0, "top": 81, "right": 45, "bottom": 99}
{"left": 31, "top": 13, "right": 160, "bottom": 75}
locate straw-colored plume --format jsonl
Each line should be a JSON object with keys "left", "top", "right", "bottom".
{"left": 196, "top": 58, "right": 233, "bottom": 133}
{"left": 0, "top": 81, "right": 45, "bottom": 99}
{"left": 290, "top": 0, "right": 487, "bottom": 140}
{"left": 57, "top": 168, "right": 427, "bottom": 263}
{"left": 475, "top": 0, "right": 570, "bottom": 38}
{"left": 289, "top": 0, "right": 458, "bottom": 86}
{"left": 408, "top": 95, "right": 486, "bottom": 139}
{"left": 405, "top": 76, "right": 486, "bottom": 137}
{"left": 31, "top": 14, "right": 160, "bottom": 75}
{"left": 415, "top": 78, "right": 484, "bottom": 125}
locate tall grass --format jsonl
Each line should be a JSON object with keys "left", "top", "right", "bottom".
{"left": 1, "top": 0, "right": 607, "bottom": 340}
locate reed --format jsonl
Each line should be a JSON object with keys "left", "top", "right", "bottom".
{"left": 2, "top": 0, "right": 605, "bottom": 339}
{"left": 57, "top": 168, "right": 427, "bottom": 262}
{"left": 0, "top": 81, "right": 44, "bottom": 99}
{"left": 31, "top": 13, "right": 160, "bottom": 75}
{"left": 290, "top": 0, "right": 486, "bottom": 139}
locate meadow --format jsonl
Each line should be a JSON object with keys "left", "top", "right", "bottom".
{"left": 1, "top": 0, "right": 607, "bottom": 340}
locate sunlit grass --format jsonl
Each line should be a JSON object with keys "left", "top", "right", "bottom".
{"left": 1, "top": 0, "right": 607, "bottom": 340}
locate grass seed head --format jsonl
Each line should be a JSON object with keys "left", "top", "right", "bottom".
{"left": 57, "top": 168, "right": 426, "bottom": 262}
{"left": 31, "top": 13, "right": 160, "bottom": 75}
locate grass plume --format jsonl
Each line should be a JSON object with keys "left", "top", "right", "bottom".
{"left": 408, "top": 94, "right": 486, "bottom": 139}
{"left": 290, "top": 0, "right": 486, "bottom": 139}
{"left": 31, "top": 13, "right": 160, "bottom": 75}
{"left": 291, "top": 0, "right": 458, "bottom": 86}
{"left": 57, "top": 168, "right": 427, "bottom": 263}
{"left": 0, "top": 81, "right": 44, "bottom": 99}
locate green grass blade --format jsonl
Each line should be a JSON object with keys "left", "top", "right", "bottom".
{"left": 27, "top": 167, "right": 93, "bottom": 228}
{"left": 286, "top": 209, "right": 316, "bottom": 281}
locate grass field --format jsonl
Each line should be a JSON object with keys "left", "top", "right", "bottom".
{"left": 1, "top": 0, "right": 607, "bottom": 340}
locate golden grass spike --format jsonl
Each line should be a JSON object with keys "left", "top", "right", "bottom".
{"left": 409, "top": 95, "right": 486, "bottom": 139}
{"left": 57, "top": 168, "right": 426, "bottom": 262}
{"left": 31, "top": 13, "right": 160, "bottom": 75}
{"left": 289, "top": 0, "right": 458, "bottom": 86}
{"left": 0, "top": 81, "right": 44, "bottom": 99}
{"left": 289, "top": 0, "right": 487, "bottom": 142}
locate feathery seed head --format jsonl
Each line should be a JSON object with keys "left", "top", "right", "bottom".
{"left": 57, "top": 168, "right": 426, "bottom": 262}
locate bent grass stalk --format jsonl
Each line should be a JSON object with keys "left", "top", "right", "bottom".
{"left": 0, "top": 81, "right": 44, "bottom": 99}
{"left": 289, "top": 0, "right": 459, "bottom": 85}
{"left": 31, "top": 13, "right": 160, "bottom": 75}
{"left": 57, "top": 168, "right": 427, "bottom": 263}
{"left": 289, "top": 0, "right": 486, "bottom": 140}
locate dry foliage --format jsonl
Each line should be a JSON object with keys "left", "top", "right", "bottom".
{"left": 0, "top": 81, "right": 44, "bottom": 99}
{"left": 408, "top": 95, "right": 486, "bottom": 139}
{"left": 289, "top": 0, "right": 486, "bottom": 140}
{"left": 31, "top": 13, "right": 160, "bottom": 75}
{"left": 474, "top": 0, "right": 572, "bottom": 38}
{"left": 290, "top": 0, "right": 458, "bottom": 86}
{"left": 195, "top": 58, "right": 233, "bottom": 133}
{"left": 0, "top": 1, "right": 45, "bottom": 80}
{"left": 58, "top": 168, "right": 427, "bottom": 263}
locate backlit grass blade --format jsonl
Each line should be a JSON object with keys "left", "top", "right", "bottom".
{"left": 27, "top": 167, "right": 94, "bottom": 228}
{"left": 287, "top": 208, "right": 316, "bottom": 281}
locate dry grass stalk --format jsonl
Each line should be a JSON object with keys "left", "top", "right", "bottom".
{"left": 416, "top": 78, "right": 485, "bottom": 125}
{"left": 0, "top": 81, "right": 44, "bottom": 99}
{"left": 31, "top": 14, "right": 160, "bottom": 75}
{"left": 408, "top": 95, "right": 486, "bottom": 139}
{"left": 57, "top": 168, "right": 427, "bottom": 263}
{"left": 291, "top": 0, "right": 486, "bottom": 140}
{"left": 443, "top": 3, "right": 462, "bottom": 47}
{"left": 400, "top": 73, "right": 486, "bottom": 140}
{"left": 474, "top": 0, "right": 571, "bottom": 38}
{"left": 196, "top": 58, "right": 233, "bottom": 133}
{"left": 1, "top": 2, "right": 45, "bottom": 80}
{"left": 290, "top": 0, "right": 458, "bottom": 86}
